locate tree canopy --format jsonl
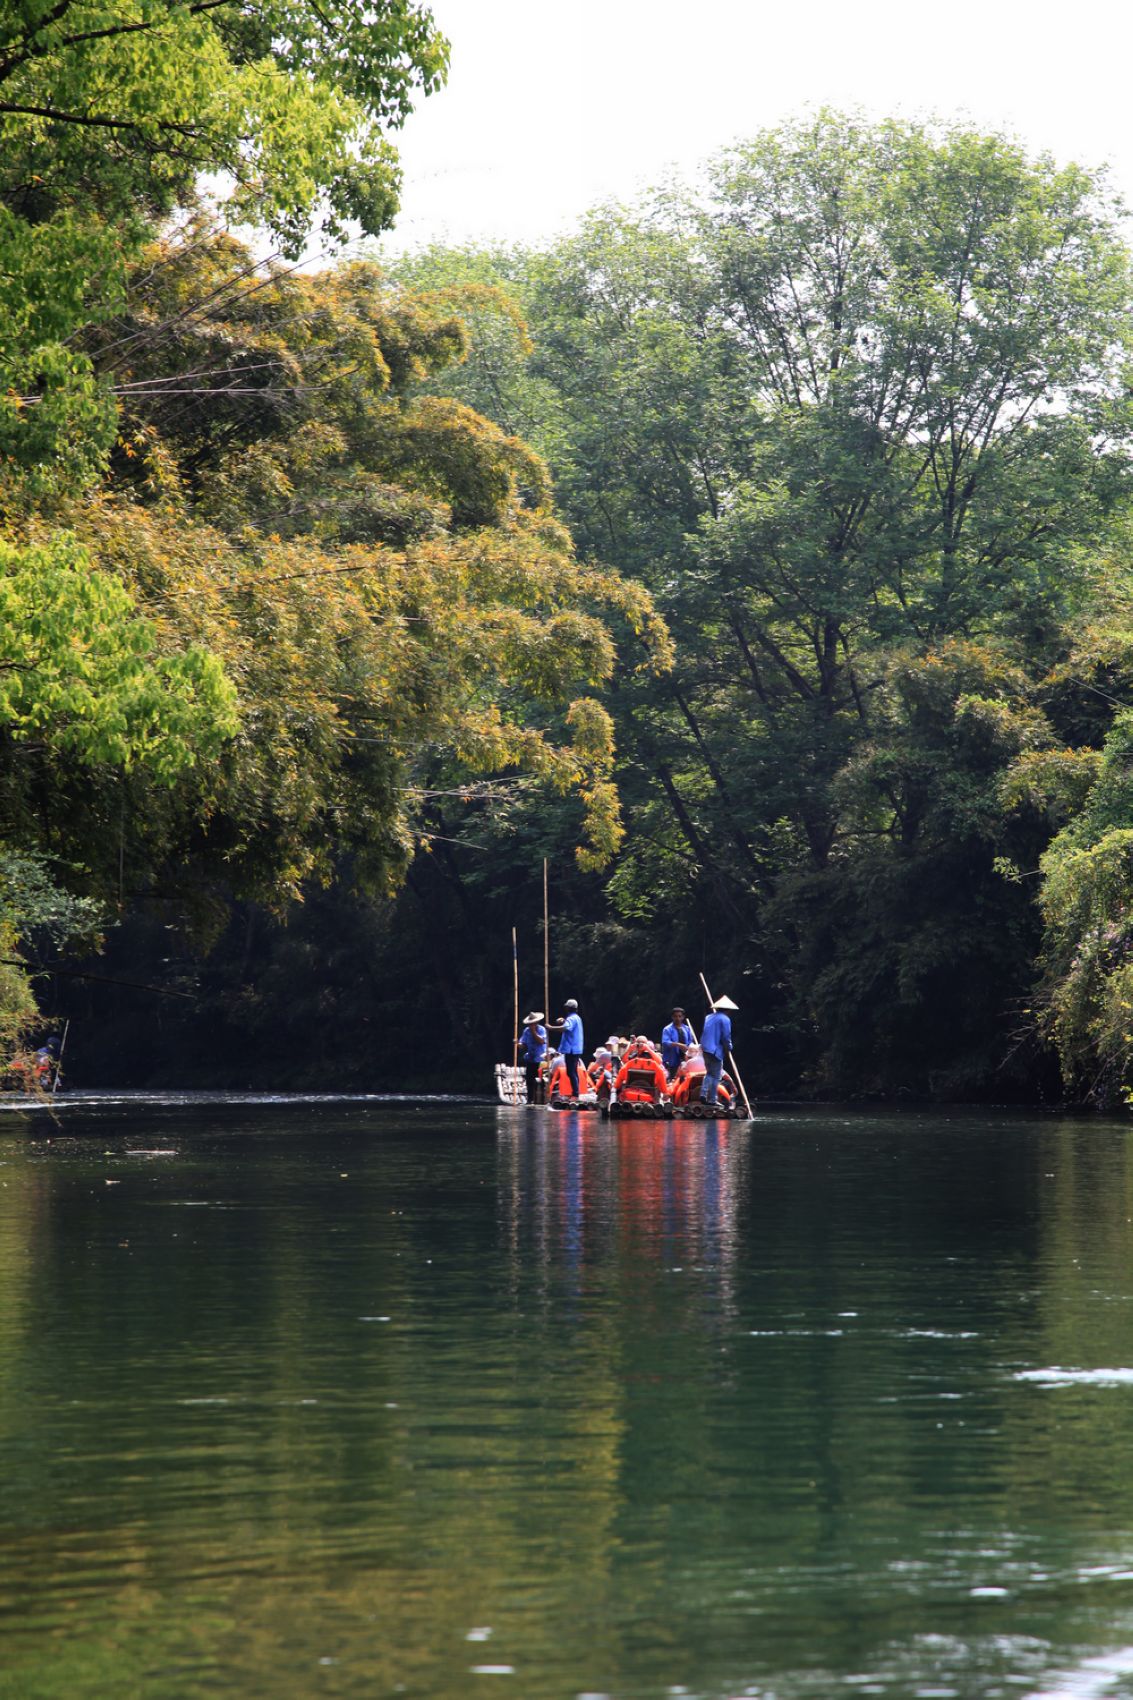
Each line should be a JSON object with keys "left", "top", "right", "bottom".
{"left": 0, "top": 5, "right": 675, "bottom": 1057}
{"left": 0, "top": 0, "right": 449, "bottom": 509}
{"left": 381, "top": 113, "right": 1133, "bottom": 1098}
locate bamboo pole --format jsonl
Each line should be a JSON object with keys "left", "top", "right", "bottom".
{"left": 698, "top": 970, "right": 753, "bottom": 1118}
{"left": 52, "top": 1018, "right": 70, "bottom": 1097}
{"left": 543, "top": 858, "right": 550, "bottom": 1022}
{"left": 504, "top": 927, "right": 520, "bottom": 1105}
{"left": 512, "top": 926, "right": 519, "bottom": 1069}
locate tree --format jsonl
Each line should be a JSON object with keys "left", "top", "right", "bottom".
{"left": 0, "top": 526, "right": 239, "bottom": 1037}
{"left": 395, "top": 115, "right": 1133, "bottom": 1094}
{"left": 0, "top": 8, "right": 667, "bottom": 1068}
{"left": 0, "top": 230, "right": 667, "bottom": 996}
{"left": 1009, "top": 558, "right": 1133, "bottom": 1101}
{"left": 0, "top": 0, "right": 449, "bottom": 503}
{"left": 0, "top": 0, "right": 447, "bottom": 242}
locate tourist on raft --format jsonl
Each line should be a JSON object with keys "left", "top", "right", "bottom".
{"left": 547, "top": 999, "right": 584, "bottom": 1098}
{"left": 700, "top": 1001, "right": 734, "bottom": 1106}
{"left": 588, "top": 1047, "right": 615, "bottom": 1097}
{"left": 613, "top": 1037, "right": 670, "bottom": 1106}
{"left": 660, "top": 1007, "right": 694, "bottom": 1077}
{"left": 518, "top": 1011, "right": 547, "bottom": 1104}
{"left": 548, "top": 1051, "right": 593, "bottom": 1104}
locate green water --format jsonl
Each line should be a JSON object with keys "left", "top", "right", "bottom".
{"left": 4, "top": 1101, "right": 1133, "bottom": 1699}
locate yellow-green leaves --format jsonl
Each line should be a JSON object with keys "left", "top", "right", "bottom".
{"left": 0, "top": 344, "right": 117, "bottom": 504}
{"left": 0, "top": 0, "right": 448, "bottom": 251}
{"left": 0, "top": 532, "right": 236, "bottom": 780}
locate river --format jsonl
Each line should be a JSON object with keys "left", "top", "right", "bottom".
{"left": 3, "top": 1098, "right": 1133, "bottom": 1698}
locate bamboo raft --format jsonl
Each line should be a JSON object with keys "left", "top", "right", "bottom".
{"left": 494, "top": 1065, "right": 742, "bottom": 1119}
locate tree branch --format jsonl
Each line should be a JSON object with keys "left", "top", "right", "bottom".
{"left": 0, "top": 99, "right": 202, "bottom": 135}
{"left": 0, "top": 0, "right": 76, "bottom": 84}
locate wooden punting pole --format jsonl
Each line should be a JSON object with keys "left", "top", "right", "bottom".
{"left": 512, "top": 927, "right": 520, "bottom": 1073}
{"left": 52, "top": 1018, "right": 69, "bottom": 1097}
{"left": 543, "top": 858, "right": 550, "bottom": 1023}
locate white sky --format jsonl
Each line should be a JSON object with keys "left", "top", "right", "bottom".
{"left": 380, "top": 0, "right": 1133, "bottom": 251}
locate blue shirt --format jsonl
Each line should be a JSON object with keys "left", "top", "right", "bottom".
{"left": 519, "top": 1024, "right": 547, "bottom": 1062}
{"left": 559, "top": 1012, "right": 584, "bottom": 1055}
{"left": 660, "top": 1021, "right": 693, "bottom": 1071}
{"left": 701, "top": 1010, "right": 732, "bottom": 1060}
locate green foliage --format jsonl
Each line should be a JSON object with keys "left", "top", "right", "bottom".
{"left": 0, "top": 232, "right": 668, "bottom": 956}
{"left": 0, "top": 530, "right": 237, "bottom": 777}
{"left": 0, "top": 1, "right": 448, "bottom": 245}
{"left": 0, "top": 851, "right": 98, "bottom": 1053}
{"left": 0, "top": 1, "right": 448, "bottom": 499}
{"left": 0, "top": 921, "right": 38, "bottom": 1051}
{"left": 1000, "top": 749, "right": 1102, "bottom": 825}
{"left": 1034, "top": 710, "right": 1133, "bottom": 1099}
{"left": 399, "top": 114, "right": 1133, "bottom": 1097}
{"left": 0, "top": 343, "right": 118, "bottom": 501}
{"left": 0, "top": 852, "right": 102, "bottom": 948}
{"left": 0, "top": 0, "right": 678, "bottom": 1058}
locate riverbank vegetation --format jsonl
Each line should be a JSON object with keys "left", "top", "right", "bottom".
{"left": 0, "top": 0, "right": 666, "bottom": 1079}
{"left": 4, "top": 23, "right": 1133, "bottom": 1102}
{"left": 370, "top": 116, "right": 1133, "bottom": 1104}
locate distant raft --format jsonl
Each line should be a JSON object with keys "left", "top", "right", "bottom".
{"left": 495, "top": 1058, "right": 745, "bottom": 1118}
{"left": 495, "top": 1063, "right": 525, "bottom": 1105}
{"left": 495, "top": 1063, "right": 602, "bottom": 1111}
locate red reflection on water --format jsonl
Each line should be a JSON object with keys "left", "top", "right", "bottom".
{"left": 498, "top": 1112, "right": 747, "bottom": 1283}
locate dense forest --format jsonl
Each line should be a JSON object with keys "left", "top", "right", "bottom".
{"left": 5, "top": 5, "right": 1133, "bottom": 1103}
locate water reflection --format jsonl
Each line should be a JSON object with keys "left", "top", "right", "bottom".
{"left": 498, "top": 1111, "right": 747, "bottom": 1269}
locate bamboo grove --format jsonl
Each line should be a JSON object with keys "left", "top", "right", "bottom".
{"left": 0, "top": 0, "right": 668, "bottom": 1070}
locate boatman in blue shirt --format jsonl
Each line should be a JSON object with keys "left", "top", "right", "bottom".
{"left": 518, "top": 1011, "right": 547, "bottom": 1104}
{"left": 700, "top": 1001, "right": 734, "bottom": 1107}
{"left": 660, "top": 1007, "right": 694, "bottom": 1078}
{"left": 547, "top": 999, "right": 584, "bottom": 1098}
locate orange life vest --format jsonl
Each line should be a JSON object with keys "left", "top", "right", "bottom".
{"left": 548, "top": 1060, "right": 579, "bottom": 1099}
{"left": 671, "top": 1062, "right": 733, "bottom": 1106}
{"left": 613, "top": 1051, "right": 669, "bottom": 1103}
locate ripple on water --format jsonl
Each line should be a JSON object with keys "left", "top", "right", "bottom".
{"left": 1015, "top": 1369, "right": 1133, "bottom": 1387}
{"left": 1025, "top": 1645, "right": 1133, "bottom": 1698}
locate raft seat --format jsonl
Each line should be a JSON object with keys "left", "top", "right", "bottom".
{"left": 622, "top": 1066, "right": 662, "bottom": 1101}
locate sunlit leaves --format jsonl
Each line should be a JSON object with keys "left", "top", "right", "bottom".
{"left": 0, "top": 531, "right": 236, "bottom": 777}
{"left": 0, "top": 0, "right": 448, "bottom": 249}
{"left": 0, "top": 852, "right": 102, "bottom": 950}
{"left": 16, "top": 231, "right": 670, "bottom": 922}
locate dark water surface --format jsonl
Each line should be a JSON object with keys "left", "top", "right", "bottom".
{"left": 4, "top": 1102, "right": 1133, "bottom": 1698}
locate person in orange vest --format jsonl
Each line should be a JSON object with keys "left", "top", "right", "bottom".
{"left": 547, "top": 1052, "right": 584, "bottom": 1104}
{"left": 587, "top": 1047, "right": 615, "bottom": 1103}
{"left": 613, "top": 1037, "right": 669, "bottom": 1105}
